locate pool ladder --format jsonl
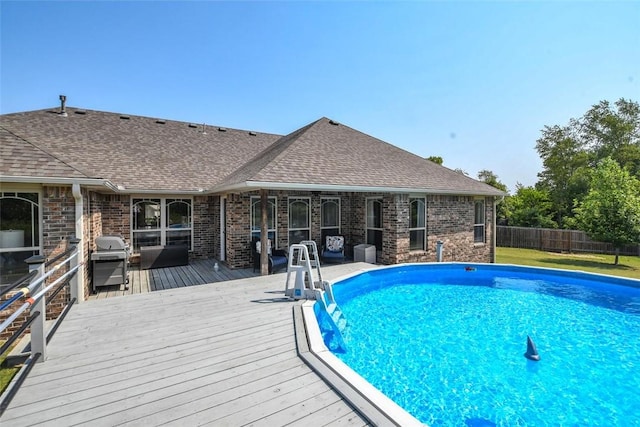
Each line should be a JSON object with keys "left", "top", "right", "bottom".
{"left": 284, "top": 242, "right": 347, "bottom": 349}
{"left": 317, "top": 282, "right": 348, "bottom": 352}
{"left": 285, "top": 241, "right": 324, "bottom": 299}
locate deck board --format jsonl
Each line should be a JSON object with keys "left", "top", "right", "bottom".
{"left": 2, "top": 263, "right": 375, "bottom": 426}
{"left": 89, "top": 259, "right": 259, "bottom": 300}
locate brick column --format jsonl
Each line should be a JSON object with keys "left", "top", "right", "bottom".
{"left": 381, "top": 194, "right": 410, "bottom": 264}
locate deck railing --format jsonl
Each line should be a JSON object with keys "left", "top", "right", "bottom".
{"left": 0, "top": 238, "right": 82, "bottom": 417}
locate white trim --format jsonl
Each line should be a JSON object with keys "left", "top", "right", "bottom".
{"left": 213, "top": 180, "right": 506, "bottom": 197}
{"left": 320, "top": 197, "right": 341, "bottom": 236}
{"left": 71, "top": 183, "right": 85, "bottom": 303}
{"left": 1, "top": 175, "right": 110, "bottom": 188}
{"left": 474, "top": 198, "right": 486, "bottom": 244}
{"left": 250, "top": 196, "right": 277, "bottom": 242}
{"left": 0, "top": 176, "right": 208, "bottom": 195}
{"left": 2, "top": 176, "right": 506, "bottom": 197}
{"left": 0, "top": 188, "right": 42, "bottom": 254}
{"left": 220, "top": 196, "right": 226, "bottom": 262}
{"left": 288, "top": 196, "right": 311, "bottom": 244}
{"left": 117, "top": 187, "right": 206, "bottom": 195}
{"left": 0, "top": 188, "right": 43, "bottom": 285}
{"left": 366, "top": 197, "right": 383, "bottom": 250}
{"left": 409, "top": 197, "right": 426, "bottom": 251}
{"left": 130, "top": 196, "right": 194, "bottom": 252}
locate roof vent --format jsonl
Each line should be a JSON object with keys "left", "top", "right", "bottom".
{"left": 329, "top": 119, "right": 339, "bottom": 126}
{"left": 155, "top": 120, "right": 166, "bottom": 124}
{"left": 202, "top": 123, "right": 207, "bottom": 134}
{"left": 120, "top": 115, "right": 130, "bottom": 120}
{"left": 218, "top": 127, "right": 227, "bottom": 132}
{"left": 188, "top": 123, "right": 198, "bottom": 128}
{"left": 249, "top": 131, "right": 257, "bottom": 136}
{"left": 59, "top": 95, "right": 68, "bottom": 117}
{"left": 74, "top": 110, "right": 87, "bottom": 115}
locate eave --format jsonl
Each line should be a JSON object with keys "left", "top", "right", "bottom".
{"left": 212, "top": 180, "right": 506, "bottom": 197}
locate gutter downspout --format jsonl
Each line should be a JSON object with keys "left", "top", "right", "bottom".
{"left": 493, "top": 195, "right": 505, "bottom": 263}
{"left": 72, "top": 182, "right": 85, "bottom": 303}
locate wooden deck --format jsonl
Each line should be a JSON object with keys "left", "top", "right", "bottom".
{"left": 2, "top": 263, "right": 373, "bottom": 426}
{"left": 89, "top": 259, "right": 259, "bottom": 300}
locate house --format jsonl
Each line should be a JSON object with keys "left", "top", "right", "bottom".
{"left": 1, "top": 97, "right": 505, "bottom": 300}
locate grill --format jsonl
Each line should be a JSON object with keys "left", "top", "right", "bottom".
{"left": 91, "top": 236, "right": 130, "bottom": 292}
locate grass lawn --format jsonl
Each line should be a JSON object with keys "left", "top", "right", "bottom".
{"left": 0, "top": 347, "right": 19, "bottom": 395}
{"left": 496, "top": 247, "right": 640, "bottom": 280}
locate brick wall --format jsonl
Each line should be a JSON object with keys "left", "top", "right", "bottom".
{"left": 192, "top": 195, "right": 216, "bottom": 259}
{"left": 91, "top": 194, "right": 217, "bottom": 260}
{"left": 421, "top": 195, "right": 494, "bottom": 263}
{"left": 381, "top": 194, "right": 410, "bottom": 264}
{"left": 98, "top": 194, "right": 130, "bottom": 245}
{"left": 340, "top": 193, "right": 495, "bottom": 265}
{"left": 41, "top": 186, "right": 77, "bottom": 319}
{"left": 225, "top": 193, "right": 252, "bottom": 268}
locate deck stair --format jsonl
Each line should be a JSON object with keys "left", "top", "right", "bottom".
{"left": 325, "top": 301, "right": 346, "bottom": 331}
{"left": 316, "top": 283, "right": 348, "bottom": 352}
{"left": 321, "top": 279, "right": 346, "bottom": 330}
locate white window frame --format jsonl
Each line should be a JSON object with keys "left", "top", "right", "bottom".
{"left": 250, "top": 196, "right": 277, "bottom": 242}
{"left": 131, "top": 197, "right": 193, "bottom": 252}
{"left": 474, "top": 198, "right": 486, "bottom": 244}
{"left": 366, "top": 197, "right": 383, "bottom": 250}
{"left": 288, "top": 197, "right": 311, "bottom": 245}
{"left": 320, "top": 197, "right": 341, "bottom": 236}
{"left": 409, "top": 197, "right": 426, "bottom": 251}
{"left": 0, "top": 188, "right": 42, "bottom": 286}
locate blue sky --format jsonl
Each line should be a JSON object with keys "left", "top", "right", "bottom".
{"left": 1, "top": 1, "right": 638, "bottom": 191}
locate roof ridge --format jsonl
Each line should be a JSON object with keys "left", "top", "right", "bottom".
{"left": 0, "top": 107, "right": 284, "bottom": 138}
{"left": 215, "top": 118, "right": 323, "bottom": 187}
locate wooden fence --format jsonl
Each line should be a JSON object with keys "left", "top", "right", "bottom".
{"left": 497, "top": 226, "right": 640, "bottom": 256}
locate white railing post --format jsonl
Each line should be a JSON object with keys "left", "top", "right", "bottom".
{"left": 25, "top": 255, "right": 46, "bottom": 363}
{"left": 68, "top": 238, "right": 81, "bottom": 303}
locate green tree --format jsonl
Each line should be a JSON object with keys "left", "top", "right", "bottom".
{"left": 535, "top": 98, "right": 640, "bottom": 227}
{"left": 582, "top": 99, "right": 640, "bottom": 176}
{"left": 426, "top": 156, "right": 443, "bottom": 165}
{"left": 477, "top": 170, "right": 508, "bottom": 193}
{"left": 477, "top": 170, "right": 509, "bottom": 222}
{"left": 504, "top": 184, "right": 558, "bottom": 228}
{"left": 574, "top": 158, "right": 640, "bottom": 265}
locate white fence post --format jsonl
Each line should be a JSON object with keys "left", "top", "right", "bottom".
{"left": 25, "top": 255, "right": 46, "bottom": 363}
{"left": 68, "top": 238, "right": 81, "bottom": 303}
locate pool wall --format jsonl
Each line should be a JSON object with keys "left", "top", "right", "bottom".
{"left": 298, "top": 302, "right": 425, "bottom": 426}
{"left": 300, "top": 262, "right": 640, "bottom": 426}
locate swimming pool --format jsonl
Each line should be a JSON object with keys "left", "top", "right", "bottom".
{"left": 312, "top": 263, "right": 640, "bottom": 426}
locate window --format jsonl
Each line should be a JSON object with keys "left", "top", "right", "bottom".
{"left": 409, "top": 197, "right": 426, "bottom": 251}
{"left": 366, "top": 198, "right": 383, "bottom": 251}
{"left": 321, "top": 197, "right": 341, "bottom": 243}
{"left": 250, "top": 196, "right": 276, "bottom": 241}
{"left": 474, "top": 199, "right": 485, "bottom": 244}
{"left": 0, "top": 191, "right": 41, "bottom": 286}
{"left": 288, "top": 197, "right": 310, "bottom": 244}
{"left": 131, "top": 198, "right": 192, "bottom": 251}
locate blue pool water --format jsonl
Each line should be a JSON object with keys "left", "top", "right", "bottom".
{"left": 314, "top": 264, "right": 640, "bottom": 426}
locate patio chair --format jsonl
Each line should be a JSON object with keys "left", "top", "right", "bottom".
{"left": 251, "top": 237, "right": 288, "bottom": 273}
{"left": 321, "top": 235, "right": 346, "bottom": 263}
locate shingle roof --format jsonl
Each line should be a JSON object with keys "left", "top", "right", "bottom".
{"left": 0, "top": 127, "right": 89, "bottom": 179}
{"left": 216, "top": 117, "right": 505, "bottom": 196}
{"left": 1, "top": 108, "right": 504, "bottom": 196}
{"left": 1, "top": 108, "right": 280, "bottom": 191}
